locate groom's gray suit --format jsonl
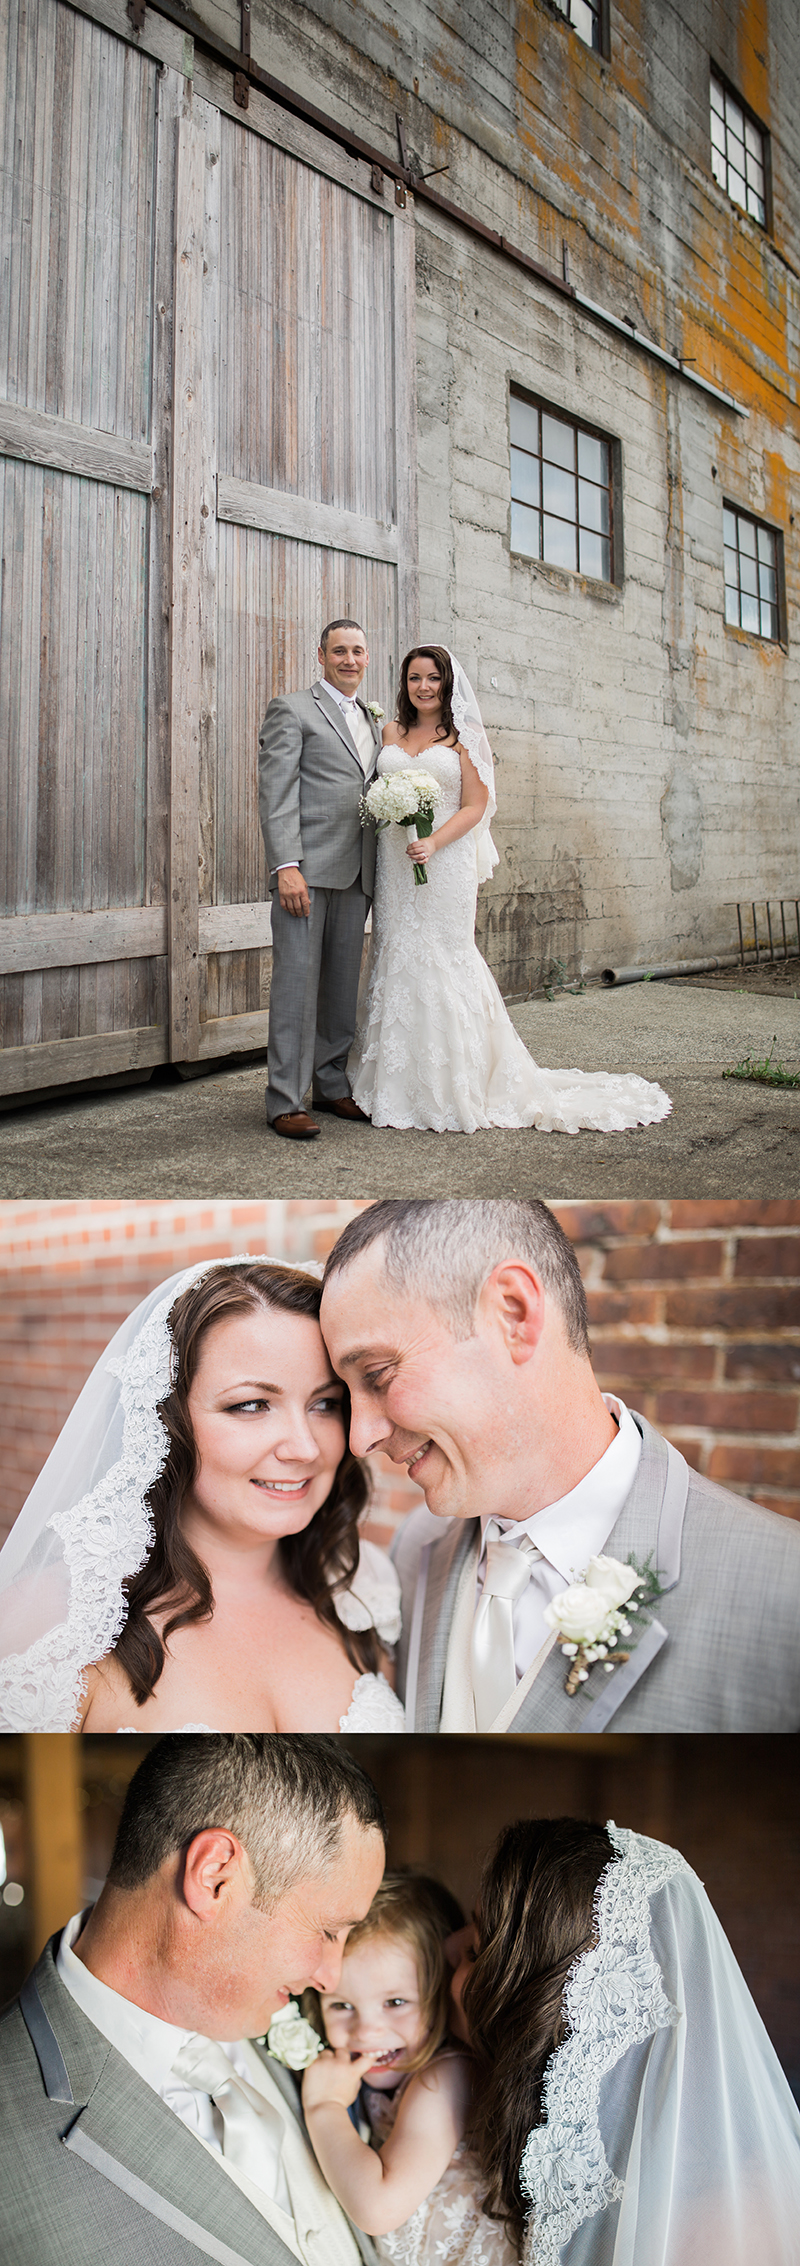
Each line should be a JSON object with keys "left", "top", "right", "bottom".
{"left": 258, "top": 682, "right": 381, "bottom": 1121}
{"left": 392, "top": 1412, "right": 800, "bottom": 1732}
{"left": 0, "top": 1930, "right": 379, "bottom": 2266}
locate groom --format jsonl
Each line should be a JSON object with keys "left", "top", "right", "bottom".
{"left": 0, "top": 1735, "right": 386, "bottom": 2266}
{"left": 320, "top": 1199, "right": 800, "bottom": 1732}
{"left": 258, "top": 620, "right": 382, "bottom": 1138}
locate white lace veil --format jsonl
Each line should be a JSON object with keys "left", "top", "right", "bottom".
{"left": 0, "top": 1253, "right": 323, "bottom": 1732}
{"left": 520, "top": 1823, "right": 800, "bottom": 2266}
{"left": 447, "top": 651, "right": 499, "bottom": 883}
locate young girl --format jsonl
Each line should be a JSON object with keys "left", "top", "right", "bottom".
{"left": 301, "top": 1874, "right": 513, "bottom": 2263}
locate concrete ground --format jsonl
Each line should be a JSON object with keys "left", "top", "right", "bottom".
{"left": 0, "top": 980, "right": 798, "bottom": 1199}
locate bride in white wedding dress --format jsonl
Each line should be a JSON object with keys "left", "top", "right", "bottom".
{"left": 350, "top": 648, "right": 671, "bottom": 1135}
{"left": 0, "top": 1256, "right": 405, "bottom": 1733}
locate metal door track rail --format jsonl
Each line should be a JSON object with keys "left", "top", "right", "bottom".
{"left": 115, "top": 0, "right": 746, "bottom": 416}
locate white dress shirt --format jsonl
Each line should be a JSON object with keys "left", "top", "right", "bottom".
{"left": 56, "top": 1913, "right": 291, "bottom": 2211}
{"left": 320, "top": 677, "right": 375, "bottom": 772}
{"left": 476, "top": 1395, "right": 643, "bottom": 1677}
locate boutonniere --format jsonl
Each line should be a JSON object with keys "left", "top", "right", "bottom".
{"left": 367, "top": 701, "right": 385, "bottom": 721}
{"left": 265, "top": 2001, "right": 324, "bottom": 2070}
{"left": 543, "top": 1554, "right": 666, "bottom": 1696}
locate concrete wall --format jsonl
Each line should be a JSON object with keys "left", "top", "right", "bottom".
{"left": 165, "top": 0, "right": 800, "bottom": 982}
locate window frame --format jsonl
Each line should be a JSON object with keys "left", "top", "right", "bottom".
{"left": 722, "top": 500, "right": 786, "bottom": 647}
{"left": 709, "top": 65, "right": 772, "bottom": 234}
{"left": 546, "top": 0, "right": 611, "bottom": 62}
{"left": 508, "top": 384, "right": 622, "bottom": 589}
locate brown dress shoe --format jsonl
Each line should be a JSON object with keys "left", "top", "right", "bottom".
{"left": 270, "top": 1110, "right": 321, "bottom": 1139}
{"left": 311, "top": 1092, "right": 370, "bottom": 1122}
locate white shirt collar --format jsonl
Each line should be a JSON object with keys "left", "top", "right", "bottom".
{"left": 56, "top": 1911, "right": 224, "bottom": 2098}
{"left": 479, "top": 1396, "right": 642, "bottom": 1584}
{"left": 320, "top": 676, "right": 360, "bottom": 711}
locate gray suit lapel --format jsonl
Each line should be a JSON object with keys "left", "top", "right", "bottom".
{"left": 26, "top": 1943, "right": 303, "bottom": 2266}
{"left": 415, "top": 1521, "right": 479, "bottom": 1731}
{"left": 311, "top": 681, "right": 369, "bottom": 771}
{"left": 512, "top": 1417, "right": 687, "bottom": 1732}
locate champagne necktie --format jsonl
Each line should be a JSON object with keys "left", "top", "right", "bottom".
{"left": 171, "top": 2037, "right": 289, "bottom": 2201}
{"left": 470, "top": 1525, "right": 543, "bottom": 1731}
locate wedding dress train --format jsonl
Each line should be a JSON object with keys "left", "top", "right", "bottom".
{"left": 350, "top": 742, "right": 671, "bottom": 1136}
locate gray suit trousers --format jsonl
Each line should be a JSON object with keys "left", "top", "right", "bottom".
{"left": 266, "top": 880, "right": 368, "bottom": 1119}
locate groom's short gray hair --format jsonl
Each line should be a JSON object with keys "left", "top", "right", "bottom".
{"left": 324, "top": 1200, "right": 590, "bottom": 1357}
{"left": 107, "top": 1735, "right": 386, "bottom": 1908}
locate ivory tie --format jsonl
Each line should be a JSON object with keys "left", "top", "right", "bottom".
{"left": 171, "top": 2037, "right": 290, "bottom": 2202}
{"left": 343, "top": 700, "right": 375, "bottom": 773}
{"left": 170, "top": 2038, "right": 360, "bottom": 2266}
{"left": 471, "top": 1525, "right": 543, "bottom": 1731}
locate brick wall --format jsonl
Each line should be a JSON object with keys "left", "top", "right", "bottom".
{"left": 0, "top": 1201, "right": 797, "bottom": 1553}
{"left": 559, "top": 1200, "right": 800, "bottom": 1522}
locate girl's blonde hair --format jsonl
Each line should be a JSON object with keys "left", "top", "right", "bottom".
{"left": 306, "top": 1871, "right": 461, "bottom": 2076}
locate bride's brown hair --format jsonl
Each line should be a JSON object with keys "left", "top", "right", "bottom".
{"left": 463, "top": 1818, "right": 615, "bottom": 2254}
{"left": 113, "top": 1262, "right": 378, "bottom": 1705}
{"left": 396, "top": 646, "right": 457, "bottom": 742}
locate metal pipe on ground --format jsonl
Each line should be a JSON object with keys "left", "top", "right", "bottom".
{"left": 601, "top": 949, "right": 797, "bottom": 986}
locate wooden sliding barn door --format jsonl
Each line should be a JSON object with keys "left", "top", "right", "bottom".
{"left": 0, "top": 0, "right": 418, "bottom": 1091}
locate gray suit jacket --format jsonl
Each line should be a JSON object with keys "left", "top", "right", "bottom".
{"left": 0, "top": 1932, "right": 379, "bottom": 2266}
{"left": 392, "top": 1412, "right": 800, "bottom": 1732}
{"left": 258, "top": 684, "right": 380, "bottom": 896}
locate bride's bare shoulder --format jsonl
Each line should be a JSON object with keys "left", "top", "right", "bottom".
{"left": 79, "top": 1652, "right": 132, "bottom": 1729}
{"left": 381, "top": 720, "right": 402, "bottom": 745}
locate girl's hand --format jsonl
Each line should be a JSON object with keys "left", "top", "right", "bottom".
{"left": 302, "top": 2048, "right": 376, "bottom": 2115}
{"left": 406, "top": 835, "right": 436, "bottom": 864}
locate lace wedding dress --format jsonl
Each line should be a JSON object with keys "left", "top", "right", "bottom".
{"left": 350, "top": 743, "right": 671, "bottom": 1136}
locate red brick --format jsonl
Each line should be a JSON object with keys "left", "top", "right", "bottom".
{"left": 601, "top": 1242, "right": 724, "bottom": 1283}
{"left": 664, "top": 1287, "right": 800, "bottom": 1330}
{"left": 733, "top": 1236, "right": 800, "bottom": 1280}
{"left": 552, "top": 1203, "right": 663, "bottom": 1241}
{"left": 753, "top": 1494, "right": 800, "bottom": 1521}
{"left": 673, "top": 1437, "right": 704, "bottom": 1471}
{"left": 586, "top": 1290, "right": 662, "bottom": 1326}
{"left": 708, "top": 1444, "right": 800, "bottom": 1487}
{"left": 671, "top": 1202, "right": 800, "bottom": 1227}
{"left": 724, "top": 1343, "right": 800, "bottom": 1383}
{"left": 591, "top": 1343, "right": 717, "bottom": 1383}
{"left": 652, "top": 1389, "right": 797, "bottom": 1433}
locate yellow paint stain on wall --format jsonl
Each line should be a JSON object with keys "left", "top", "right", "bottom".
{"left": 736, "top": 0, "right": 770, "bottom": 120}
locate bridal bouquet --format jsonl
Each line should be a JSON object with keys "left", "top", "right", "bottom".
{"left": 360, "top": 769, "right": 443, "bottom": 885}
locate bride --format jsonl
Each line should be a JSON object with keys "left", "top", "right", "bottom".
{"left": 448, "top": 1816, "right": 800, "bottom": 2264}
{"left": 0, "top": 1256, "right": 405, "bottom": 1733}
{"left": 350, "top": 647, "right": 671, "bottom": 1135}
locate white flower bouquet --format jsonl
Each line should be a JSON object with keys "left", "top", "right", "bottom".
{"left": 360, "top": 768, "right": 443, "bottom": 885}
{"left": 544, "top": 1553, "right": 657, "bottom": 1695}
{"left": 266, "top": 2000, "right": 325, "bottom": 2070}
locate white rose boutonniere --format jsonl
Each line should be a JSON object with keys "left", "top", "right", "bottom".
{"left": 266, "top": 2001, "right": 324, "bottom": 2070}
{"left": 367, "top": 701, "right": 385, "bottom": 721}
{"left": 544, "top": 1553, "right": 665, "bottom": 1696}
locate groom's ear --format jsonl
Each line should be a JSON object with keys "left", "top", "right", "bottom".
{"left": 480, "top": 1262, "right": 546, "bottom": 1365}
{"left": 181, "top": 1828, "right": 247, "bottom": 1917}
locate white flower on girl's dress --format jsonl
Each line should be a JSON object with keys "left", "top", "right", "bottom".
{"left": 266, "top": 2000, "right": 324, "bottom": 2069}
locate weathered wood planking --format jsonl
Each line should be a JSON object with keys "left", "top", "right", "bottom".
{"left": 0, "top": 460, "right": 149, "bottom": 915}
{"left": 0, "top": 0, "right": 156, "bottom": 435}
{"left": 0, "top": 0, "right": 420, "bottom": 1090}
{"left": 217, "top": 477, "right": 398, "bottom": 562}
{"left": 0, "top": 1024, "right": 168, "bottom": 1095}
{"left": 0, "top": 404, "right": 152, "bottom": 490}
{"left": 168, "top": 96, "right": 217, "bottom": 1061}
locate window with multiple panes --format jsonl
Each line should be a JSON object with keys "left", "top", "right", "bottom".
{"left": 551, "top": 0, "right": 604, "bottom": 53}
{"left": 510, "top": 393, "right": 614, "bottom": 583}
{"left": 723, "top": 506, "right": 781, "bottom": 640}
{"left": 710, "top": 72, "right": 766, "bottom": 225}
